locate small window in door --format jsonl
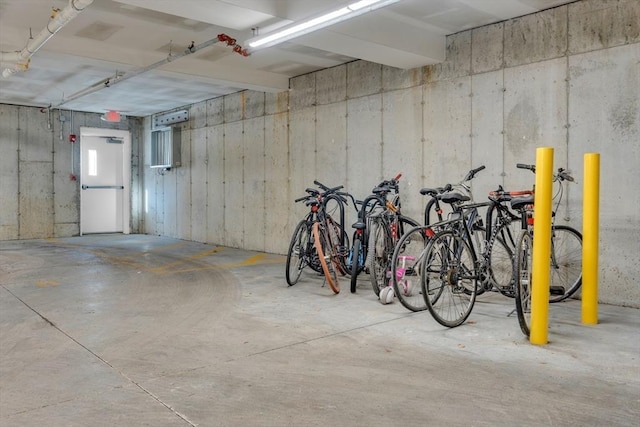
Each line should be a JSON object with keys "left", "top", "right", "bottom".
{"left": 88, "top": 149, "right": 98, "bottom": 176}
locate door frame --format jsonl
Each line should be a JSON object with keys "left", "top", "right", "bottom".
{"left": 79, "top": 127, "right": 131, "bottom": 235}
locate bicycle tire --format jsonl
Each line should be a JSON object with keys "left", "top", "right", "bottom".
{"left": 369, "top": 216, "right": 419, "bottom": 297}
{"left": 549, "top": 225, "right": 582, "bottom": 302}
{"left": 285, "top": 220, "right": 308, "bottom": 286}
{"left": 313, "top": 222, "right": 340, "bottom": 294}
{"left": 369, "top": 217, "right": 392, "bottom": 296}
{"left": 326, "top": 216, "right": 350, "bottom": 276}
{"left": 488, "top": 232, "right": 515, "bottom": 296}
{"left": 391, "top": 225, "right": 430, "bottom": 312}
{"left": 350, "top": 237, "right": 362, "bottom": 293}
{"left": 422, "top": 229, "right": 478, "bottom": 328}
{"left": 514, "top": 230, "right": 533, "bottom": 336}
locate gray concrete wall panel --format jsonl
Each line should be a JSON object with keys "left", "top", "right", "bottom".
{"left": 265, "top": 91, "right": 289, "bottom": 116}
{"left": 0, "top": 105, "right": 19, "bottom": 239}
{"left": 207, "top": 97, "right": 224, "bottom": 126}
{"left": 143, "top": 166, "right": 158, "bottom": 235}
{"left": 243, "top": 117, "right": 266, "bottom": 251}
{"left": 472, "top": 23, "right": 504, "bottom": 74}
{"left": 52, "top": 111, "right": 77, "bottom": 231}
{"left": 315, "top": 103, "right": 347, "bottom": 187}
{"left": 19, "top": 162, "right": 53, "bottom": 239}
{"left": 504, "top": 6, "right": 568, "bottom": 68}
{"left": 264, "top": 113, "right": 289, "bottom": 254}
{"left": 347, "top": 61, "right": 382, "bottom": 99}
{"left": 383, "top": 87, "right": 424, "bottom": 221}
{"left": 569, "top": 42, "right": 640, "bottom": 305}
{"left": 162, "top": 167, "right": 178, "bottom": 238}
{"left": 424, "top": 32, "right": 471, "bottom": 83}
{"left": 382, "top": 66, "right": 422, "bottom": 92}
{"left": 503, "top": 58, "right": 568, "bottom": 191}
{"left": 569, "top": 0, "right": 640, "bottom": 54}
{"left": 224, "top": 121, "right": 244, "bottom": 247}
{"left": 176, "top": 126, "right": 192, "bottom": 241}
{"left": 244, "top": 90, "right": 265, "bottom": 119}
{"left": 18, "top": 108, "right": 52, "bottom": 163}
{"left": 191, "top": 128, "right": 208, "bottom": 243}
{"left": 423, "top": 78, "right": 472, "bottom": 192}
{"left": 316, "top": 65, "right": 346, "bottom": 105}
{"left": 346, "top": 95, "right": 383, "bottom": 214}
{"left": 191, "top": 101, "right": 207, "bottom": 130}
{"left": 288, "top": 109, "right": 316, "bottom": 223}
{"left": 224, "top": 92, "right": 244, "bottom": 123}
{"left": 471, "top": 71, "right": 506, "bottom": 198}
{"left": 290, "top": 74, "right": 316, "bottom": 111}
{"left": 206, "top": 126, "right": 225, "bottom": 245}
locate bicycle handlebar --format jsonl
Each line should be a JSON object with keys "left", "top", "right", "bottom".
{"left": 313, "top": 180, "right": 344, "bottom": 194}
{"left": 517, "top": 163, "right": 575, "bottom": 182}
{"left": 463, "top": 165, "right": 486, "bottom": 182}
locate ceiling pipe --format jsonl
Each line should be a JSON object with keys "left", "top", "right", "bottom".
{"left": 54, "top": 34, "right": 249, "bottom": 109}
{"left": 1, "top": 0, "right": 94, "bottom": 77}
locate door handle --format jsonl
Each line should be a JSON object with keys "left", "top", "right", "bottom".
{"left": 81, "top": 185, "right": 125, "bottom": 190}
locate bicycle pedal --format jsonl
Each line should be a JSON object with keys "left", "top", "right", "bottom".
{"left": 549, "top": 285, "right": 565, "bottom": 296}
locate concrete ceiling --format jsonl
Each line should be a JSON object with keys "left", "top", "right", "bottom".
{"left": 0, "top": 0, "right": 576, "bottom": 117}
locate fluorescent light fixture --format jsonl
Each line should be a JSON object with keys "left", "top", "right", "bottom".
{"left": 246, "top": 0, "right": 400, "bottom": 50}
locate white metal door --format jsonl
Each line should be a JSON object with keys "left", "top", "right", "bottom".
{"left": 80, "top": 128, "right": 131, "bottom": 235}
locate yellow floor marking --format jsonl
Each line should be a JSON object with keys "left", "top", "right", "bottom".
{"left": 150, "top": 247, "right": 224, "bottom": 273}
{"left": 36, "top": 280, "right": 59, "bottom": 288}
{"left": 149, "top": 241, "right": 190, "bottom": 252}
{"left": 167, "top": 255, "right": 286, "bottom": 274}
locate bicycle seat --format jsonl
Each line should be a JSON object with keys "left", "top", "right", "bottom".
{"left": 352, "top": 220, "right": 366, "bottom": 230}
{"left": 420, "top": 187, "right": 443, "bottom": 196}
{"left": 439, "top": 192, "right": 470, "bottom": 204}
{"left": 372, "top": 186, "right": 389, "bottom": 195}
{"left": 305, "top": 199, "right": 319, "bottom": 207}
{"left": 510, "top": 195, "right": 534, "bottom": 210}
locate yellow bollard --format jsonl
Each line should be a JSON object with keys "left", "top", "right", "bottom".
{"left": 530, "top": 147, "right": 554, "bottom": 345}
{"left": 582, "top": 153, "right": 600, "bottom": 324}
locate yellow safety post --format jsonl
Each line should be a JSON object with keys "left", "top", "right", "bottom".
{"left": 530, "top": 147, "right": 554, "bottom": 345}
{"left": 582, "top": 153, "right": 600, "bottom": 324}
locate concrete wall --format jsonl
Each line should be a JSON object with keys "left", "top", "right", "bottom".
{"left": 142, "top": 0, "right": 639, "bottom": 306}
{"left": 0, "top": 106, "right": 143, "bottom": 239}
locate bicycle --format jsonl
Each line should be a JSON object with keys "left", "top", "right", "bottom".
{"left": 365, "top": 174, "right": 420, "bottom": 299}
{"left": 312, "top": 181, "right": 352, "bottom": 294}
{"left": 286, "top": 182, "right": 350, "bottom": 293}
{"left": 390, "top": 166, "right": 486, "bottom": 312}
{"left": 512, "top": 164, "right": 583, "bottom": 336}
{"left": 285, "top": 187, "right": 323, "bottom": 286}
{"left": 348, "top": 177, "right": 401, "bottom": 294}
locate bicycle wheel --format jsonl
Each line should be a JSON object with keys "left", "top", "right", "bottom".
{"left": 285, "top": 220, "right": 309, "bottom": 286}
{"left": 350, "top": 237, "right": 362, "bottom": 293}
{"left": 488, "top": 233, "right": 515, "bottom": 296}
{"left": 422, "top": 230, "right": 478, "bottom": 328}
{"left": 514, "top": 230, "right": 533, "bottom": 336}
{"left": 326, "top": 216, "right": 350, "bottom": 276}
{"left": 391, "top": 225, "right": 429, "bottom": 312}
{"left": 549, "top": 225, "right": 582, "bottom": 302}
{"left": 369, "top": 215, "right": 420, "bottom": 298}
{"left": 369, "top": 217, "right": 392, "bottom": 297}
{"left": 312, "top": 222, "right": 340, "bottom": 294}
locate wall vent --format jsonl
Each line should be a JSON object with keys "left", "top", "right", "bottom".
{"left": 150, "top": 127, "right": 181, "bottom": 169}
{"left": 153, "top": 109, "right": 189, "bottom": 128}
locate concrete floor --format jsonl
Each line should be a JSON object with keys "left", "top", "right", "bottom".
{"left": 0, "top": 234, "right": 638, "bottom": 427}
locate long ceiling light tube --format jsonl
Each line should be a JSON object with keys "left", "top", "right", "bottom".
{"left": 246, "top": 0, "right": 400, "bottom": 50}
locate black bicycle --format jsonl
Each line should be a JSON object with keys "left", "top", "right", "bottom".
{"left": 513, "top": 164, "right": 583, "bottom": 336}
{"left": 285, "top": 187, "right": 323, "bottom": 286}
